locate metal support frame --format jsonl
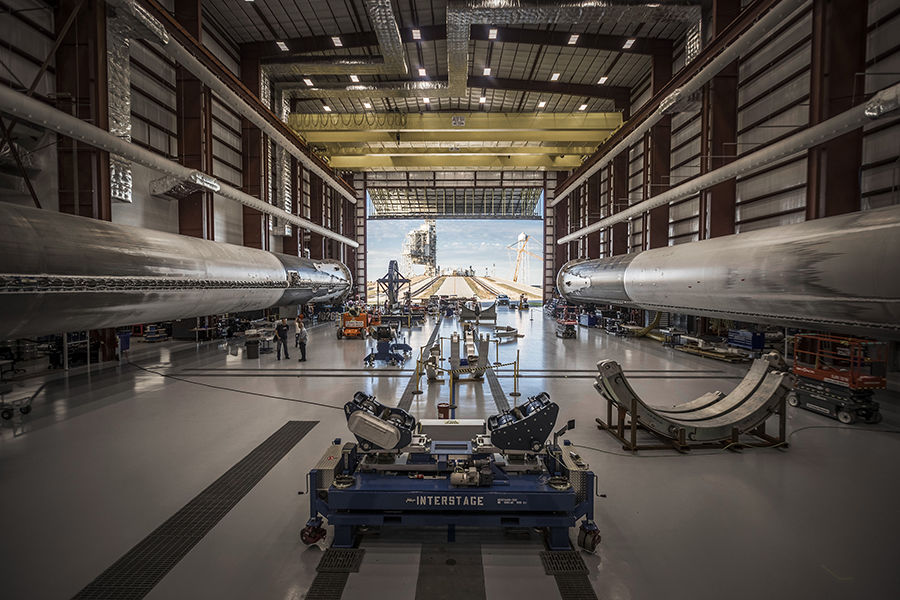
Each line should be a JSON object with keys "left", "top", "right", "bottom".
{"left": 0, "top": 117, "right": 41, "bottom": 208}
{"left": 240, "top": 54, "right": 267, "bottom": 250}
{"left": 175, "top": 0, "right": 214, "bottom": 239}
{"left": 702, "top": 0, "right": 741, "bottom": 239}
{"left": 308, "top": 172, "right": 325, "bottom": 260}
{"left": 586, "top": 172, "right": 602, "bottom": 258}
{"left": 646, "top": 53, "right": 673, "bottom": 250}
{"left": 595, "top": 393, "right": 788, "bottom": 453}
{"left": 610, "top": 153, "right": 628, "bottom": 256}
{"left": 805, "top": 0, "right": 868, "bottom": 219}
{"left": 55, "top": 0, "right": 111, "bottom": 221}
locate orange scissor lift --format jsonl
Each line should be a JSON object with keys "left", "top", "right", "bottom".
{"left": 788, "top": 334, "right": 886, "bottom": 424}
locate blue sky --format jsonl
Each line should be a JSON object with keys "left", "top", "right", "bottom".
{"left": 367, "top": 219, "right": 544, "bottom": 286}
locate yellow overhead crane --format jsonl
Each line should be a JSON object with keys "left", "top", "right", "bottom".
{"left": 288, "top": 111, "right": 623, "bottom": 170}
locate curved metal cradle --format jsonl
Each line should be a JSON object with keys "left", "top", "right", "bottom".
{"left": 594, "top": 353, "right": 792, "bottom": 444}
{"left": 0, "top": 203, "right": 352, "bottom": 338}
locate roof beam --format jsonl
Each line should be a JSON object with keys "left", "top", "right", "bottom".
{"left": 248, "top": 24, "right": 669, "bottom": 61}
{"left": 469, "top": 25, "right": 672, "bottom": 56}
{"left": 327, "top": 154, "right": 584, "bottom": 169}
{"left": 300, "top": 130, "right": 616, "bottom": 143}
{"left": 467, "top": 76, "right": 630, "bottom": 105}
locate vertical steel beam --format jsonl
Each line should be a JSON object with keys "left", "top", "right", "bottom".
{"left": 55, "top": 0, "right": 111, "bottom": 221}
{"left": 240, "top": 54, "right": 266, "bottom": 249}
{"left": 703, "top": 0, "right": 741, "bottom": 239}
{"left": 610, "top": 152, "right": 629, "bottom": 256}
{"left": 553, "top": 196, "right": 569, "bottom": 281}
{"left": 282, "top": 156, "right": 300, "bottom": 255}
{"left": 308, "top": 172, "right": 325, "bottom": 259}
{"left": 647, "top": 53, "right": 672, "bottom": 249}
{"left": 175, "top": 0, "right": 214, "bottom": 239}
{"left": 586, "top": 171, "right": 602, "bottom": 258}
{"left": 805, "top": 0, "right": 868, "bottom": 219}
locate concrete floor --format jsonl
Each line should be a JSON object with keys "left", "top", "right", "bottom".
{"left": 1, "top": 311, "right": 899, "bottom": 599}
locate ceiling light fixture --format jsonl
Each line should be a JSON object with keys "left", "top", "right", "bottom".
{"left": 303, "top": 78, "right": 314, "bottom": 87}
{"left": 323, "top": 105, "right": 332, "bottom": 112}
{"left": 579, "top": 104, "right": 587, "bottom": 111}
{"left": 550, "top": 72, "right": 560, "bottom": 81}
{"left": 488, "top": 28, "right": 498, "bottom": 39}
{"left": 538, "top": 100, "right": 546, "bottom": 108}
{"left": 568, "top": 34, "right": 579, "bottom": 45}
{"left": 412, "top": 28, "right": 421, "bottom": 40}
{"left": 276, "top": 41, "right": 289, "bottom": 52}
{"left": 597, "top": 76, "right": 608, "bottom": 84}
{"left": 483, "top": 67, "right": 491, "bottom": 76}
{"left": 331, "top": 36, "right": 343, "bottom": 47}
{"left": 623, "top": 38, "right": 635, "bottom": 49}
{"left": 350, "top": 74, "right": 359, "bottom": 82}
{"left": 418, "top": 67, "right": 427, "bottom": 77}
{"left": 479, "top": 96, "right": 486, "bottom": 103}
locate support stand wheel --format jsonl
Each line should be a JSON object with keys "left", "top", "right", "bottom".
{"left": 837, "top": 410, "right": 855, "bottom": 425}
{"left": 577, "top": 523, "right": 601, "bottom": 552}
{"left": 300, "top": 525, "right": 327, "bottom": 545}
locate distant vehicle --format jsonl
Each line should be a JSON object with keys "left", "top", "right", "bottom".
{"left": 496, "top": 294, "right": 510, "bottom": 306}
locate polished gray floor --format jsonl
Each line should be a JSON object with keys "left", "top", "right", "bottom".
{"left": 1, "top": 311, "right": 898, "bottom": 599}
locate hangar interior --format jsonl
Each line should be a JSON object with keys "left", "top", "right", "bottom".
{"left": 0, "top": 0, "right": 899, "bottom": 599}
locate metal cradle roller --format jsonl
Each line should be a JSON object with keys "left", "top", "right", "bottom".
{"left": 558, "top": 205, "right": 900, "bottom": 339}
{"left": 0, "top": 203, "right": 352, "bottom": 339}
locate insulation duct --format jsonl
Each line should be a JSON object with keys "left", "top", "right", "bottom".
{"left": 558, "top": 82, "right": 900, "bottom": 244}
{"left": 137, "top": 2, "right": 357, "bottom": 206}
{"left": 281, "top": 0, "right": 702, "bottom": 100}
{"left": 263, "top": 0, "right": 408, "bottom": 77}
{"left": 0, "top": 83, "right": 358, "bottom": 248}
{"left": 553, "top": 0, "right": 808, "bottom": 205}
{"left": 106, "top": 0, "right": 170, "bottom": 204}
{"left": 0, "top": 203, "right": 352, "bottom": 339}
{"left": 557, "top": 204, "right": 900, "bottom": 339}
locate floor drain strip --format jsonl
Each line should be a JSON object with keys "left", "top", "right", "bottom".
{"left": 72, "top": 421, "right": 317, "bottom": 600}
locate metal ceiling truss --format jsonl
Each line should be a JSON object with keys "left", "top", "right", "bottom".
{"left": 275, "top": 1, "right": 702, "bottom": 101}
{"left": 368, "top": 186, "right": 543, "bottom": 219}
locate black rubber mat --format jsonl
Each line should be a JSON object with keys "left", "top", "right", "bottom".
{"left": 415, "top": 542, "right": 485, "bottom": 600}
{"left": 540, "top": 551, "right": 588, "bottom": 575}
{"left": 305, "top": 572, "right": 351, "bottom": 600}
{"left": 72, "top": 420, "right": 317, "bottom": 599}
{"left": 554, "top": 574, "right": 599, "bottom": 600}
{"left": 398, "top": 316, "right": 443, "bottom": 411}
{"left": 316, "top": 548, "right": 366, "bottom": 573}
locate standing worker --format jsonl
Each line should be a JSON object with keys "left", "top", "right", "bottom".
{"left": 274, "top": 318, "right": 290, "bottom": 360}
{"left": 297, "top": 321, "right": 308, "bottom": 362}
{"left": 294, "top": 313, "right": 303, "bottom": 347}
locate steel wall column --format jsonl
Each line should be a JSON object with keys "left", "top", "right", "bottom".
{"left": 54, "top": 0, "right": 117, "bottom": 361}
{"left": 553, "top": 196, "right": 568, "bottom": 282}
{"left": 702, "top": 0, "right": 741, "bottom": 238}
{"left": 308, "top": 172, "right": 325, "bottom": 259}
{"left": 647, "top": 53, "right": 673, "bottom": 249}
{"left": 240, "top": 55, "right": 267, "bottom": 249}
{"left": 55, "top": 0, "right": 111, "bottom": 221}
{"left": 568, "top": 183, "right": 580, "bottom": 259}
{"left": 610, "top": 152, "right": 629, "bottom": 255}
{"left": 805, "top": 0, "right": 868, "bottom": 219}
{"left": 175, "top": 0, "right": 214, "bottom": 239}
{"left": 281, "top": 157, "right": 300, "bottom": 255}
{"left": 586, "top": 171, "right": 602, "bottom": 258}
